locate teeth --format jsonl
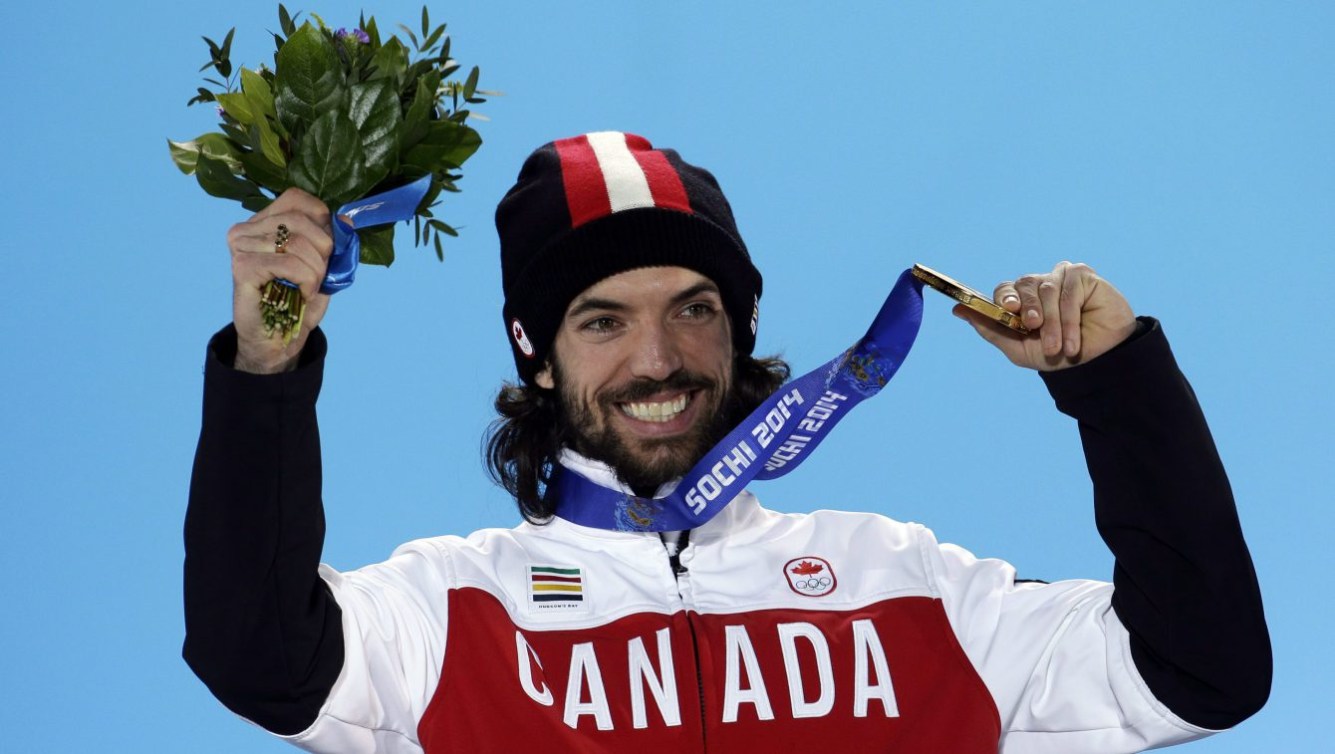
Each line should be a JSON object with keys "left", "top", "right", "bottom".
{"left": 621, "top": 394, "right": 689, "bottom": 423}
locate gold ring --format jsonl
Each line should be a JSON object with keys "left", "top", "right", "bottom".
{"left": 274, "top": 223, "right": 290, "bottom": 254}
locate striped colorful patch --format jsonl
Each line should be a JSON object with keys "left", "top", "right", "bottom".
{"left": 552, "top": 131, "right": 693, "bottom": 228}
{"left": 529, "top": 565, "right": 584, "bottom": 603}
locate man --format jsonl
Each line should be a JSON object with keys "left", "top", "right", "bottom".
{"left": 185, "top": 132, "right": 1271, "bottom": 752}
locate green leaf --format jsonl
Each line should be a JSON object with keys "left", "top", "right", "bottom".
{"left": 405, "top": 60, "right": 437, "bottom": 94}
{"left": 463, "top": 66, "right": 480, "bottom": 99}
{"left": 195, "top": 154, "right": 263, "bottom": 202}
{"left": 187, "top": 87, "right": 216, "bottom": 106}
{"left": 421, "top": 25, "right": 445, "bottom": 53}
{"left": 210, "top": 28, "right": 235, "bottom": 79}
{"left": 242, "top": 194, "right": 274, "bottom": 213}
{"left": 418, "top": 178, "right": 445, "bottom": 213}
{"left": 348, "top": 79, "right": 401, "bottom": 187}
{"left": 220, "top": 121, "right": 250, "bottom": 145}
{"left": 396, "top": 23, "right": 420, "bottom": 50}
{"left": 278, "top": 4, "right": 295, "bottom": 36}
{"left": 215, "top": 92, "right": 256, "bottom": 125}
{"left": 421, "top": 6, "right": 430, "bottom": 38}
{"left": 239, "top": 147, "right": 289, "bottom": 193}
{"left": 274, "top": 23, "right": 347, "bottom": 135}
{"left": 252, "top": 115, "right": 286, "bottom": 168}
{"left": 403, "top": 121, "right": 481, "bottom": 171}
{"left": 400, "top": 73, "right": 439, "bottom": 150}
{"left": 287, "top": 110, "right": 366, "bottom": 207}
{"left": 240, "top": 68, "right": 276, "bottom": 119}
{"left": 168, "top": 133, "right": 242, "bottom": 174}
{"left": 358, "top": 225, "right": 396, "bottom": 267}
{"left": 367, "top": 37, "right": 409, "bottom": 86}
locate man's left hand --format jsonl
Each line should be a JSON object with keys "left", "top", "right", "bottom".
{"left": 954, "top": 261, "right": 1137, "bottom": 371}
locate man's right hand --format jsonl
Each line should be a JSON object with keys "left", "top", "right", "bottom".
{"left": 228, "top": 188, "right": 336, "bottom": 374}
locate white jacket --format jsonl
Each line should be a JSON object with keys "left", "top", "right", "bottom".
{"left": 279, "top": 453, "right": 1211, "bottom": 754}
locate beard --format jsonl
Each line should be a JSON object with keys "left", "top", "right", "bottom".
{"left": 553, "top": 362, "right": 741, "bottom": 497}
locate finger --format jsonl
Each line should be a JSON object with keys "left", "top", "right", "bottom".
{"left": 228, "top": 215, "right": 290, "bottom": 254}
{"left": 229, "top": 212, "right": 334, "bottom": 264}
{"left": 952, "top": 304, "right": 1007, "bottom": 345}
{"left": 952, "top": 304, "right": 1028, "bottom": 366}
{"left": 275, "top": 236, "right": 329, "bottom": 296}
{"left": 248, "top": 187, "right": 329, "bottom": 226}
{"left": 232, "top": 239, "right": 326, "bottom": 299}
{"left": 228, "top": 216, "right": 329, "bottom": 299}
{"left": 1013, "top": 274, "right": 1044, "bottom": 331}
{"left": 1036, "top": 269, "right": 1063, "bottom": 357}
{"left": 234, "top": 250, "right": 325, "bottom": 300}
{"left": 1058, "top": 262, "right": 1087, "bottom": 358}
{"left": 993, "top": 281, "right": 1020, "bottom": 312}
{"left": 270, "top": 211, "right": 335, "bottom": 259}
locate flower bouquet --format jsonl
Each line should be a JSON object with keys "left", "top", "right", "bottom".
{"left": 170, "top": 5, "right": 490, "bottom": 342}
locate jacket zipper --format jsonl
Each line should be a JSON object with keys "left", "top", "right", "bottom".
{"left": 669, "top": 534, "right": 709, "bottom": 752}
{"left": 686, "top": 611, "right": 708, "bottom": 751}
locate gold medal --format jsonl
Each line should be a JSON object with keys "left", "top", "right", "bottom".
{"left": 912, "top": 263, "right": 1029, "bottom": 333}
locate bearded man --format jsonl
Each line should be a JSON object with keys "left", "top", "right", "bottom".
{"left": 185, "top": 132, "right": 1270, "bottom": 753}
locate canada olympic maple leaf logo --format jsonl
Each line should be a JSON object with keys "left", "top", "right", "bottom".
{"left": 784, "top": 556, "right": 836, "bottom": 597}
{"left": 790, "top": 560, "right": 825, "bottom": 576}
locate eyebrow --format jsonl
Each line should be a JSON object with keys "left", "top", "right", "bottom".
{"left": 564, "top": 280, "right": 722, "bottom": 321}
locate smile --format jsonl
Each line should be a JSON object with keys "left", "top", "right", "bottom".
{"left": 618, "top": 394, "right": 690, "bottom": 423}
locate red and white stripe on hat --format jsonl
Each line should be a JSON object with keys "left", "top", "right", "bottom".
{"left": 553, "top": 131, "right": 694, "bottom": 228}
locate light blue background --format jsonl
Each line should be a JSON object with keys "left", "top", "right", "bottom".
{"left": 1, "top": 1, "right": 1329, "bottom": 751}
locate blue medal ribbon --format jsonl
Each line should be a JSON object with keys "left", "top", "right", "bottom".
{"left": 552, "top": 268, "right": 925, "bottom": 532}
{"left": 275, "top": 175, "right": 433, "bottom": 294}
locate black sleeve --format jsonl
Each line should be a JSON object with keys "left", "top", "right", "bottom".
{"left": 182, "top": 325, "right": 344, "bottom": 735}
{"left": 1041, "top": 317, "right": 1272, "bottom": 729}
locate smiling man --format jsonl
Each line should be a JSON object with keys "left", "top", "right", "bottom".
{"left": 537, "top": 268, "right": 738, "bottom": 491}
{"left": 185, "top": 132, "right": 1271, "bottom": 753}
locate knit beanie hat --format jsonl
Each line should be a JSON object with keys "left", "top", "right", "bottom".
{"left": 496, "top": 131, "right": 763, "bottom": 385}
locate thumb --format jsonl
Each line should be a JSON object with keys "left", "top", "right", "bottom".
{"left": 952, "top": 304, "right": 1032, "bottom": 366}
{"left": 952, "top": 304, "right": 1010, "bottom": 347}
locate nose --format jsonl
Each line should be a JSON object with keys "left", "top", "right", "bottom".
{"left": 627, "top": 320, "right": 684, "bottom": 382}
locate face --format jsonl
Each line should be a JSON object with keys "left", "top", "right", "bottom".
{"left": 536, "top": 266, "right": 734, "bottom": 495}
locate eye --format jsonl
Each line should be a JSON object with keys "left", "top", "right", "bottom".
{"left": 679, "top": 302, "right": 717, "bottom": 321}
{"left": 580, "top": 316, "right": 621, "bottom": 334}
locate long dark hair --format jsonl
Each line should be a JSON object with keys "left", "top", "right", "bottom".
{"left": 485, "top": 354, "right": 791, "bottom": 523}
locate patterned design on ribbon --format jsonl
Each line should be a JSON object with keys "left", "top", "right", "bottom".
{"left": 552, "top": 269, "right": 925, "bottom": 532}
{"left": 614, "top": 495, "right": 665, "bottom": 532}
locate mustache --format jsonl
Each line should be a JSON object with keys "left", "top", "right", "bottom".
{"left": 598, "top": 371, "right": 716, "bottom": 405}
